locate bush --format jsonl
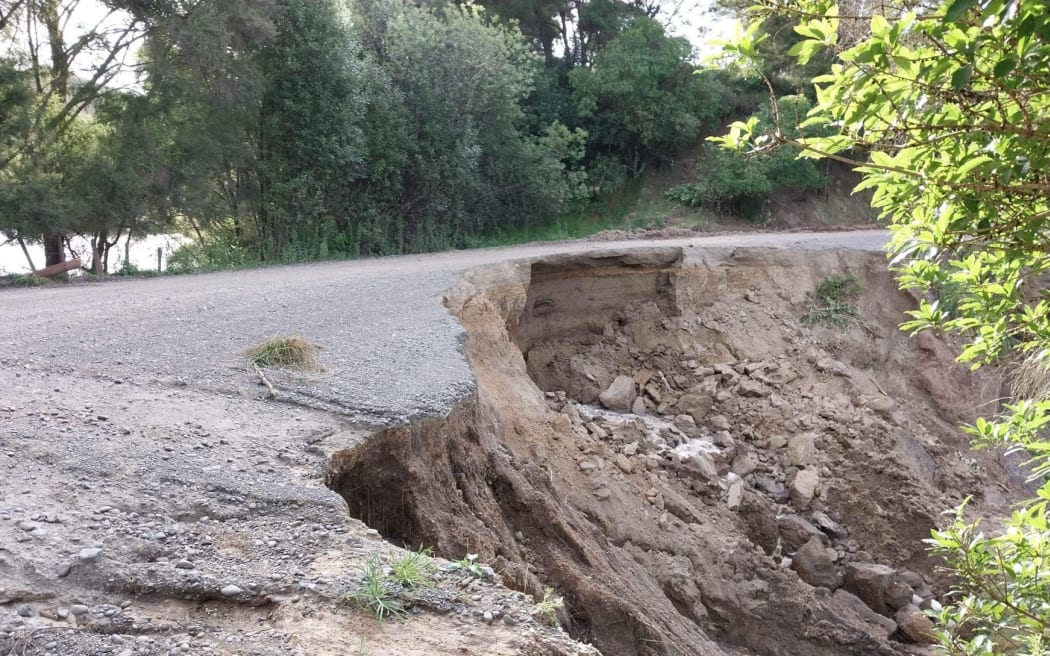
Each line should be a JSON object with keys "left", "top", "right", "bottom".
{"left": 801, "top": 274, "right": 867, "bottom": 330}
{"left": 667, "top": 95, "right": 827, "bottom": 221}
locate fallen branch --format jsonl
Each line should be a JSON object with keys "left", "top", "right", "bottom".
{"left": 252, "top": 363, "right": 277, "bottom": 400}
{"left": 33, "top": 258, "right": 81, "bottom": 278}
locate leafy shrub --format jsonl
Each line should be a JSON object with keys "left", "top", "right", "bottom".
{"left": 667, "top": 95, "right": 827, "bottom": 221}
{"left": 167, "top": 235, "right": 257, "bottom": 273}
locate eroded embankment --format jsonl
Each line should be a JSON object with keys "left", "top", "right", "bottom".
{"left": 326, "top": 246, "right": 1022, "bottom": 656}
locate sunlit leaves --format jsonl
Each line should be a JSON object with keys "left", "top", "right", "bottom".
{"left": 716, "top": 0, "right": 1050, "bottom": 653}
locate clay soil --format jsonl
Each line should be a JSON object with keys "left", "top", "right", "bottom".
{"left": 328, "top": 245, "right": 1026, "bottom": 656}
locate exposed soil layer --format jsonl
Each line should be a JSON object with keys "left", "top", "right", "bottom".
{"left": 326, "top": 246, "right": 1024, "bottom": 656}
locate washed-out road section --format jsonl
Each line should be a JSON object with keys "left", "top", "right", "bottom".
{"left": 0, "top": 230, "right": 887, "bottom": 656}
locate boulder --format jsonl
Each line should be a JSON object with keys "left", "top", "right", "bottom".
{"left": 789, "top": 469, "right": 820, "bottom": 510}
{"left": 778, "top": 514, "right": 824, "bottom": 551}
{"left": 737, "top": 379, "right": 771, "bottom": 398}
{"left": 786, "top": 433, "right": 817, "bottom": 467}
{"left": 792, "top": 536, "right": 842, "bottom": 590}
{"left": 631, "top": 397, "right": 648, "bottom": 415}
{"left": 895, "top": 604, "right": 937, "bottom": 644}
{"left": 676, "top": 393, "right": 713, "bottom": 423}
{"left": 810, "top": 510, "right": 848, "bottom": 540}
{"left": 885, "top": 580, "right": 914, "bottom": 611}
{"left": 599, "top": 376, "right": 637, "bottom": 412}
{"left": 830, "top": 589, "right": 897, "bottom": 637}
{"left": 731, "top": 451, "right": 757, "bottom": 477}
{"left": 844, "top": 562, "right": 897, "bottom": 614}
{"left": 726, "top": 474, "right": 744, "bottom": 510}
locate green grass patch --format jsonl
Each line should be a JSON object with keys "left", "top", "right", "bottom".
{"left": 347, "top": 554, "right": 406, "bottom": 622}
{"left": 390, "top": 546, "right": 435, "bottom": 589}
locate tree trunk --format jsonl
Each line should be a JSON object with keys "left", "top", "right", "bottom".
{"left": 16, "top": 235, "right": 36, "bottom": 272}
{"left": 43, "top": 232, "right": 65, "bottom": 267}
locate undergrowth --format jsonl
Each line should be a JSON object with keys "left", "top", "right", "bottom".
{"left": 390, "top": 546, "right": 435, "bottom": 589}
{"left": 534, "top": 587, "right": 565, "bottom": 627}
{"left": 801, "top": 274, "right": 868, "bottom": 330}
{"left": 347, "top": 554, "right": 406, "bottom": 622}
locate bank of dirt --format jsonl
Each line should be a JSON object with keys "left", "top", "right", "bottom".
{"left": 327, "top": 246, "right": 1023, "bottom": 656}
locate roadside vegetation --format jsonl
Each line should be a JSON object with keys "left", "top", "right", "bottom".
{"left": 801, "top": 273, "right": 865, "bottom": 330}
{"left": 718, "top": 0, "right": 1050, "bottom": 651}
{"left": 0, "top": 0, "right": 848, "bottom": 278}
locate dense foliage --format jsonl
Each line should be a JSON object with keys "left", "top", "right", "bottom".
{"left": 0, "top": 0, "right": 780, "bottom": 271}
{"left": 666, "top": 95, "right": 827, "bottom": 220}
{"left": 717, "top": 0, "right": 1050, "bottom": 652}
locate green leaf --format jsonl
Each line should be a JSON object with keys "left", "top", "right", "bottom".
{"left": 944, "top": 0, "right": 978, "bottom": 22}
{"left": 951, "top": 64, "right": 973, "bottom": 90}
{"left": 993, "top": 58, "right": 1016, "bottom": 77}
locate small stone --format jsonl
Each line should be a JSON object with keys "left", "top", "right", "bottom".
{"left": 593, "top": 487, "right": 611, "bottom": 501}
{"left": 810, "top": 511, "right": 848, "bottom": 539}
{"left": 16, "top": 604, "right": 33, "bottom": 618}
{"left": 221, "top": 585, "right": 243, "bottom": 597}
{"left": 70, "top": 605, "right": 90, "bottom": 616}
{"left": 78, "top": 547, "right": 103, "bottom": 563}
{"left": 845, "top": 562, "right": 897, "bottom": 614}
{"left": 614, "top": 454, "right": 634, "bottom": 474}
{"left": 56, "top": 562, "right": 72, "bottom": 578}
{"left": 631, "top": 397, "right": 647, "bottom": 415}
{"left": 175, "top": 560, "right": 195, "bottom": 570}
{"left": 482, "top": 610, "right": 494, "bottom": 624}
{"left": 56, "top": 608, "right": 69, "bottom": 620}
{"left": 503, "top": 614, "right": 518, "bottom": 626}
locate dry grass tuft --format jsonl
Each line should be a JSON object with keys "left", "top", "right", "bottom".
{"left": 246, "top": 335, "right": 322, "bottom": 371}
{"left": 1013, "top": 350, "right": 1050, "bottom": 403}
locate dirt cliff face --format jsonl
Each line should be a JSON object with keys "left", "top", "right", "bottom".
{"left": 327, "top": 246, "right": 1021, "bottom": 656}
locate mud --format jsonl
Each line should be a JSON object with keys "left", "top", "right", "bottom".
{"left": 327, "top": 246, "right": 1022, "bottom": 656}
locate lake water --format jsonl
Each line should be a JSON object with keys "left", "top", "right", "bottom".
{"left": 0, "top": 234, "right": 187, "bottom": 275}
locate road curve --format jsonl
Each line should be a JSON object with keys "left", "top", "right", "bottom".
{"left": 0, "top": 230, "right": 888, "bottom": 425}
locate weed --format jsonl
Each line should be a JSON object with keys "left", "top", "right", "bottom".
{"left": 8, "top": 274, "right": 50, "bottom": 288}
{"left": 534, "top": 587, "right": 564, "bottom": 627}
{"left": 802, "top": 274, "right": 870, "bottom": 331}
{"left": 347, "top": 554, "right": 405, "bottom": 622}
{"left": 451, "top": 553, "right": 485, "bottom": 578}
{"left": 246, "top": 335, "right": 321, "bottom": 371}
{"left": 390, "top": 546, "right": 435, "bottom": 589}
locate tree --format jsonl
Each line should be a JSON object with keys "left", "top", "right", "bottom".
{"left": 0, "top": 0, "right": 148, "bottom": 266}
{"left": 716, "top": 0, "right": 1050, "bottom": 652}
{"left": 256, "top": 0, "right": 373, "bottom": 256}
{"left": 570, "top": 17, "right": 728, "bottom": 177}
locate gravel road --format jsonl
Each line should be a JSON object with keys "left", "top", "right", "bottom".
{"left": 0, "top": 230, "right": 888, "bottom": 425}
